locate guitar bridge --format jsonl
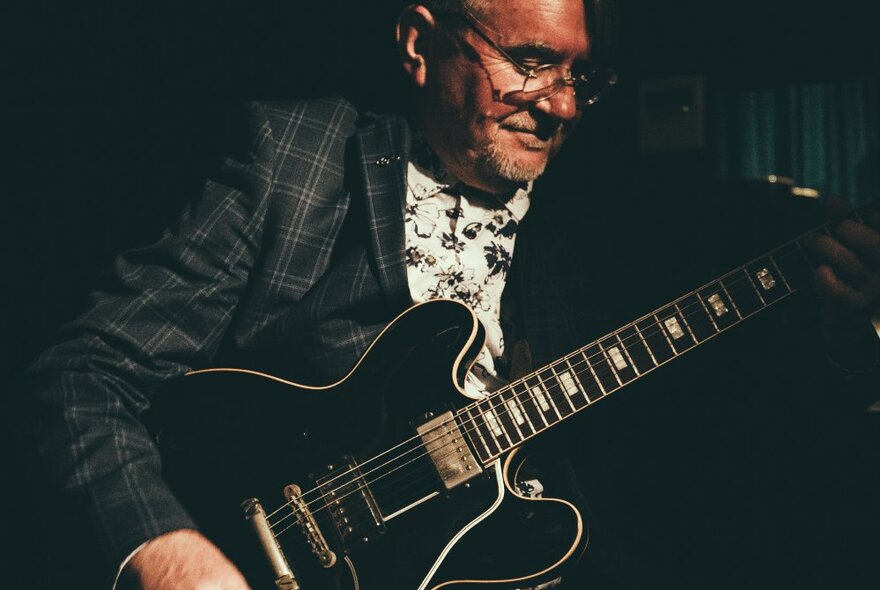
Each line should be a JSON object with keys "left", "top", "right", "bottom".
{"left": 284, "top": 484, "right": 337, "bottom": 568}
{"left": 416, "top": 411, "right": 482, "bottom": 490}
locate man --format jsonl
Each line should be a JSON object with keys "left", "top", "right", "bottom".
{"left": 24, "top": 1, "right": 879, "bottom": 589}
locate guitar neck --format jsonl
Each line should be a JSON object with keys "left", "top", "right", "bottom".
{"left": 457, "top": 202, "right": 874, "bottom": 465}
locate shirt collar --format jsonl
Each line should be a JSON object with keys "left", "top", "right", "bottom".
{"left": 408, "top": 134, "right": 532, "bottom": 221}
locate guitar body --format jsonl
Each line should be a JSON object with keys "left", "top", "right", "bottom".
{"left": 149, "top": 300, "right": 586, "bottom": 589}
{"left": 147, "top": 201, "right": 878, "bottom": 588}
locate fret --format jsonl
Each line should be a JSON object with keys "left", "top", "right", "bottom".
{"left": 565, "top": 351, "right": 602, "bottom": 408}
{"left": 589, "top": 343, "right": 622, "bottom": 388}
{"left": 601, "top": 335, "right": 639, "bottom": 382}
{"left": 621, "top": 325, "right": 658, "bottom": 372}
{"left": 677, "top": 294, "right": 717, "bottom": 342}
{"left": 486, "top": 393, "right": 522, "bottom": 447}
{"left": 524, "top": 375, "right": 562, "bottom": 424}
{"left": 657, "top": 305, "right": 696, "bottom": 354}
{"left": 695, "top": 290, "right": 721, "bottom": 332}
{"left": 596, "top": 342, "right": 624, "bottom": 386}
{"left": 716, "top": 279, "right": 744, "bottom": 320}
{"left": 742, "top": 267, "right": 768, "bottom": 306}
{"left": 635, "top": 318, "right": 675, "bottom": 364}
{"left": 459, "top": 412, "right": 491, "bottom": 465}
{"left": 772, "top": 242, "right": 814, "bottom": 290}
{"left": 464, "top": 406, "right": 495, "bottom": 461}
{"left": 745, "top": 257, "right": 788, "bottom": 305}
{"left": 477, "top": 398, "right": 512, "bottom": 450}
{"left": 614, "top": 332, "right": 641, "bottom": 376}
{"left": 513, "top": 381, "right": 548, "bottom": 430}
{"left": 720, "top": 270, "right": 763, "bottom": 317}
{"left": 766, "top": 254, "right": 792, "bottom": 293}
{"left": 697, "top": 282, "right": 738, "bottom": 329}
{"left": 537, "top": 368, "right": 575, "bottom": 416}
{"left": 471, "top": 401, "right": 503, "bottom": 456}
{"left": 550, "top": 360, "right": 589, "bottom": 410}
{"left": 546, "top": 364, "right": 578, "bottom": 412}
{"left": 504, "top": 398, "right": 528, "bottom": 437}
{"left": 581, "top": 346, "right": 615, "bottom": 396}
{"left": 569, "top": 350, "right": 605, "bottom": 402}
{"left": 652, "top": 313, "right": 680, "bottom": 356}
{"left": 497, "top": 386, "right": 535, "bottom": 437}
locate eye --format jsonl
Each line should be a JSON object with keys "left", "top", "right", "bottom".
{"left": 519, "top": 59, "right": 545, "bottom": 69}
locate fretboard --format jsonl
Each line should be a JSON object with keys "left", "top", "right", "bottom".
{"left": 456, "top": 203, "right": 875, "bottom": 465}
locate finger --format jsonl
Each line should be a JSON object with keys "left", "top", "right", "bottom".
{"left": 804, "top": 230, "right": 873, "bottom": 285}
{"left": 814, "top": 264, "right": 875, "bottom": 310}
{"left": 828, "top": 219, "right": 880, "bottom": 271}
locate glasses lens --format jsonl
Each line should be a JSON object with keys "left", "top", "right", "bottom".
{"left": 507, "top": 66, "right": 618, "bottom": 106}
{"left": 518, "top": 65, "right": 569, "bottom": 103}
{"left": 572, "top": 69, "right": 618, "bottom": 106}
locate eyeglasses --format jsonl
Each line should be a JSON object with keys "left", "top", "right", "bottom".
{"left": 454, "top": 8, "right": 617, "bottom": 107}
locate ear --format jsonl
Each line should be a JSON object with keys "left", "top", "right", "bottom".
{"left": 396, "top": 4, "right": 437, "bottom": 88}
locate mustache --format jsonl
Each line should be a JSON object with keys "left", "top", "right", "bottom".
{"left": 500, "top": 114, "right": 563, "bottom": 141}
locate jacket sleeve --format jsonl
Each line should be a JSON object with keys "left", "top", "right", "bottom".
{"left": 23, "top": 102, "right": 279, "bottom": 579}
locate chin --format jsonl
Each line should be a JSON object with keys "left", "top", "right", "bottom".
{"left": 479, "top": 141, "right": 550, "bottom": 185}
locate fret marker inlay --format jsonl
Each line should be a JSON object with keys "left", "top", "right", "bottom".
{"left": 707, "top": 293, "right": 729, "bottom": 317}
{"left": 607, "top": 346, "right": 628, "bottom": 371}
{"left": 558, "top": 371, "right": 581, "bottom": 397}
{"left": 482, "top": 410, "right": 503, "bottom": 437}
{"left": 756, "top": 268, "right": 776, "bottom": 291}
{"left": 531, "top": 387, "right": 551, "bottom": 412}
{"left": 506, "top": 400, "right": 526, "bottom": 425}
{"left": 663, "top": 316, "right": 685, "bottom": 340}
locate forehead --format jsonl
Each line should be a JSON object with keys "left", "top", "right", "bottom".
{"left": 478, "top": 0, "right": 590, "bottom": 59}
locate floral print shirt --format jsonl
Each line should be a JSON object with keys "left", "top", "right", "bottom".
{"left": 405, "top": 140, "right": 531, "bottom": 396}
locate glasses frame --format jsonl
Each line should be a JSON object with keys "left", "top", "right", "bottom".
{"left": 452, "top": 7, "right": 618, "bottom": 107}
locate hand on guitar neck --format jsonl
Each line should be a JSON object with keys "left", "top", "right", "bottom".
{"left": 806, "top": 199, "right": 880, "bottom": 370}
{"left": 120, "top": 529, "right": 251, "bottom": 590}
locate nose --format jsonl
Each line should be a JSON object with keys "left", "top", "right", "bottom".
{"left": 531, "top": 84, "right": 578, "bottom": 121}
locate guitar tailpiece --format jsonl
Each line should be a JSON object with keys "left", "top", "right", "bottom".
{"left": 241, "top": 497, "right": 302, "bottom": 590}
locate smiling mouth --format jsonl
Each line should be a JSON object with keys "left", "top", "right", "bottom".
{"left": 503, "top": 125, "right": 557, "bottom": 142}
{"left": 506, "top": 126, "right": 539, "bottom": 134}
{"left": 503, "top": 127, "right": 555, "bottom": 150}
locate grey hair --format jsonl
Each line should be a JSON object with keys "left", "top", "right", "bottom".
{"left": 419, "top": 0, "right": 491, "bottom": 18}
{"left": 417, "top": 0, "right": 617, "bottom": 61}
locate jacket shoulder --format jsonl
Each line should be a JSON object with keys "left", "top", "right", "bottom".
{"left": 251, "top": 97, "right": 362, "bottom": 144}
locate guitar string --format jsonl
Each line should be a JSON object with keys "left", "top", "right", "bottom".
{"left": 267, "top": 243, "right": 813, "bottom": 531}
{"left": 269, "top": 204, "right": 861, "bottom": 523}
{"left": 264, "top": 240, "right": 807, "bottom": 524}
{"left": 275, "top": 466, "right": 444, "bottom": 538}
{"left": 277, "top": 203, "right": 875, "bottom": 529}
{"left": 266, "top": 239, "right": 821, "bottom": 529}
{"left": 265, "top": 242, "right": 815, "bottom": 531}
{"left": 271, "top": 266, "right": 806, "bottom": 538}
{"left": 276, "top": 282, "right": 808, "bottom": 534}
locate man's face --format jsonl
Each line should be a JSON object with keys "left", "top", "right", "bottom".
{"left": 420, "top": 0, "right": 591, "bottom": 193}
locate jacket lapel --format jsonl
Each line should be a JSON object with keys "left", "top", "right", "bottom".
{"left": 350, "top": 113, "right": 412, "bottom": 312}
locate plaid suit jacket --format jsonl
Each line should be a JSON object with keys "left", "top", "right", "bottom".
{"left": 25, "top": 96, "right": 590, "bottom": 585}
{"left": 24, "top": 97, "right": 426, "bottom": 579}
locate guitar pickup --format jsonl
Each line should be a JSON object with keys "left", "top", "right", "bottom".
{"left": 416, "top": 412, "right": 482, "bottom": 490}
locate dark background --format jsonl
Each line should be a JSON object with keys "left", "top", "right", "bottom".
{"left": 2, "top": 0, "right": 879, "bottom": 588}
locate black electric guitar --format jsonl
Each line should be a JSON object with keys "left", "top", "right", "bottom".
{"left": 149, "top": 204, "right": 875, "bottom": 590}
